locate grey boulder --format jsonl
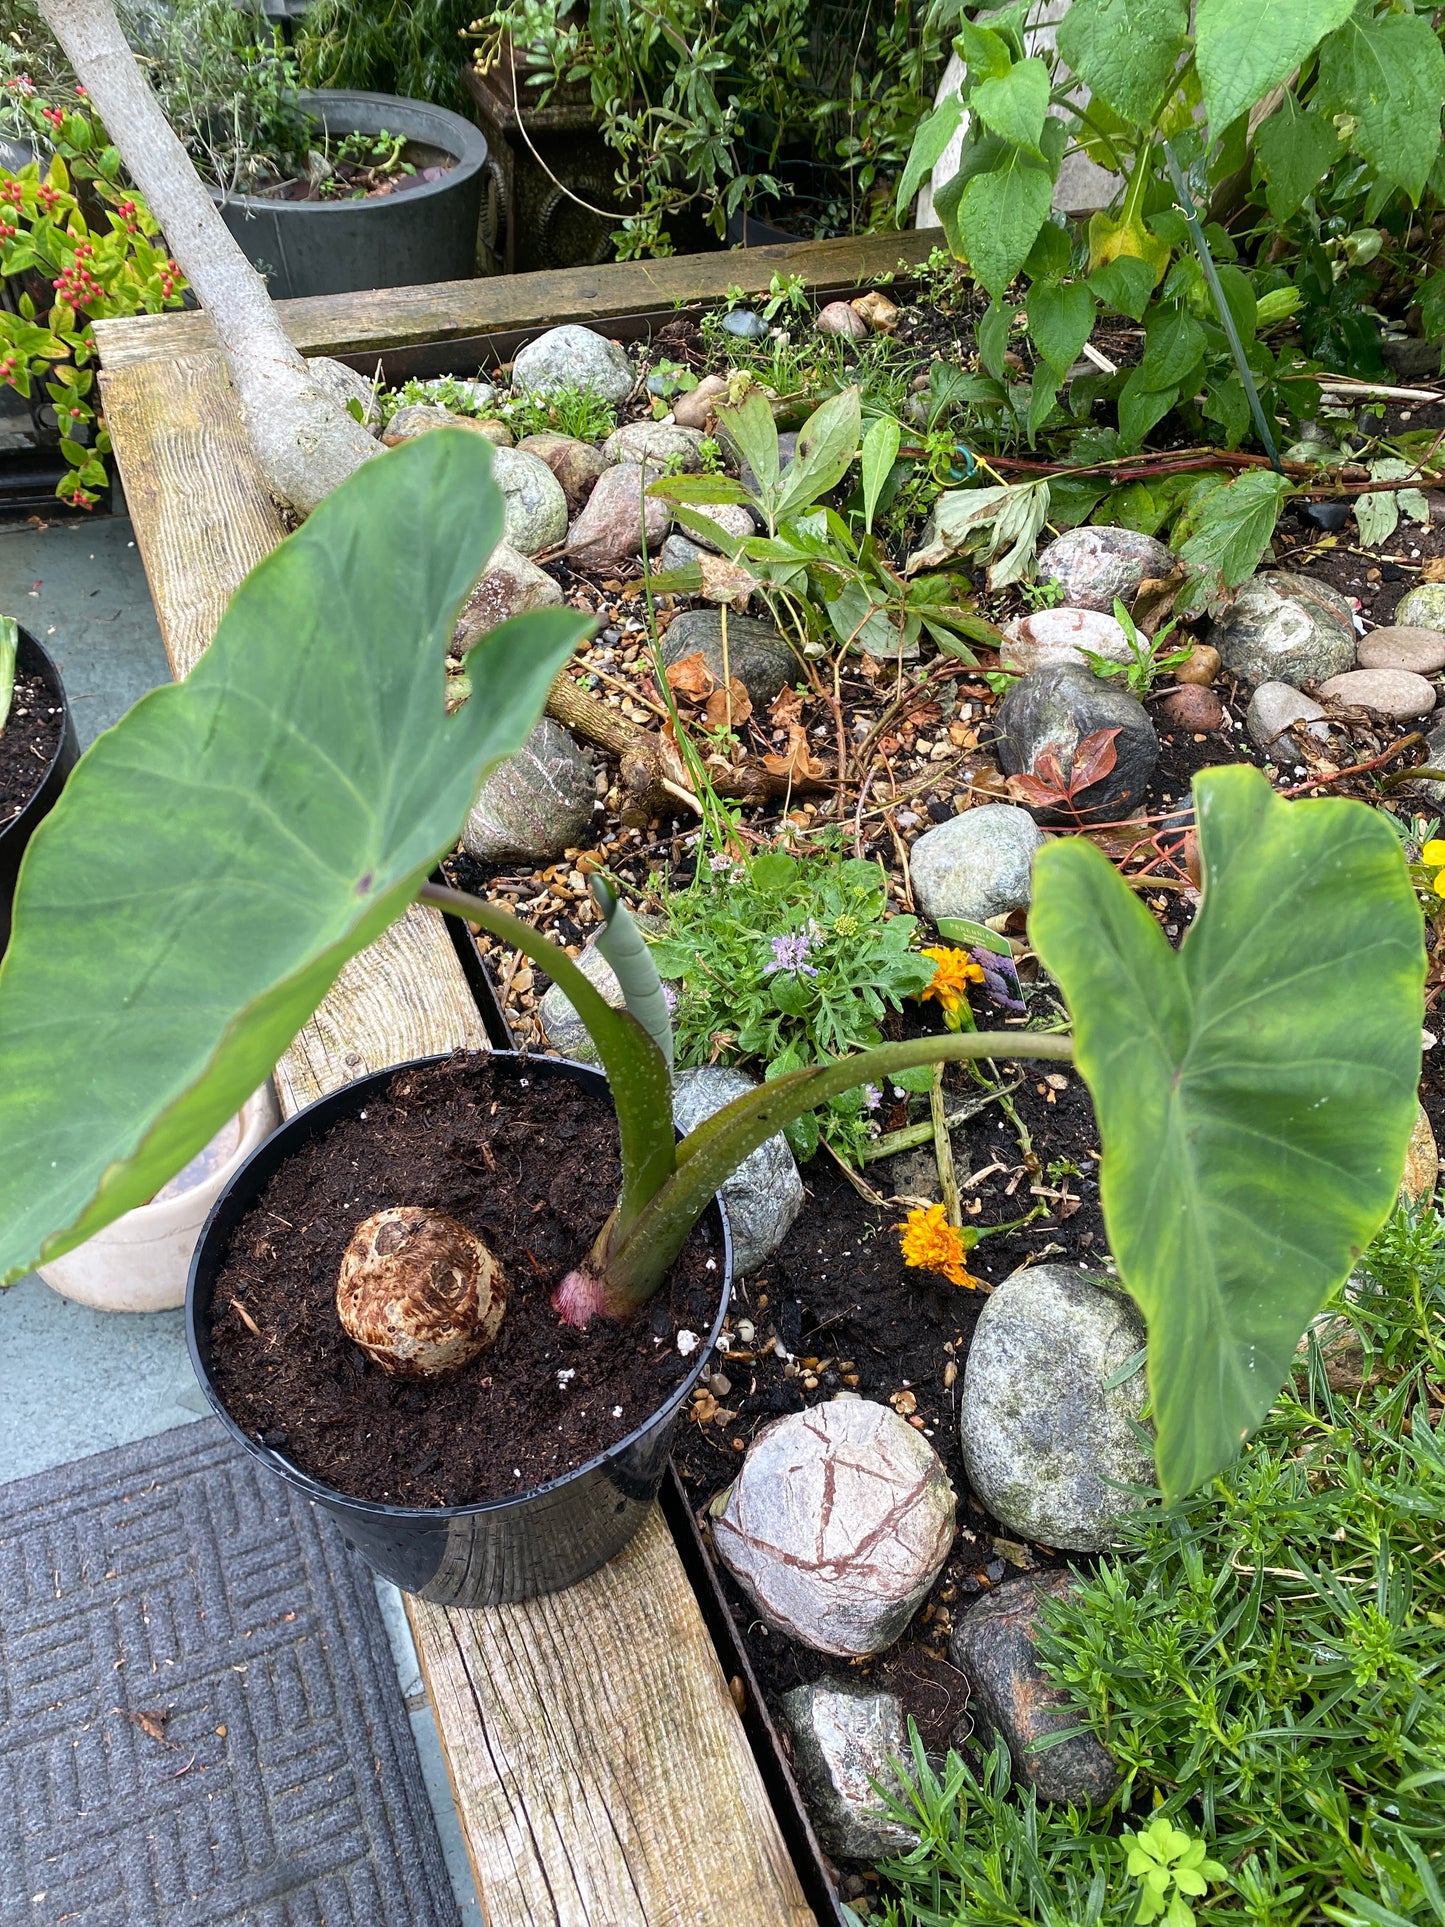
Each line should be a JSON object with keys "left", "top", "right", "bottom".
{"left": 453, "top": 543, "right": 562, "bottom": 651}
{"left": 660, "top": 608, "right": 797, "bottom": 708}
{"left": 961, "top": 1264, "right": 1153, "bottom": 1551}
{"left": 490, "top": 445, "right": 569, "bottom": 556}
{"left": 672, "top": 1066, "right": 804, "bottom": 1276}
{"left": 994, "top": 663, "right": 1158, "bottom": 822}
{"left": 1211, "top": 570, "right": 1357, "bottom": 685}
{"left": 1407, "top": 717, "right": 1445, "bottom": 805}
{"left": 950, "top": 1571, "right": 1120, "bottom": 1805}
{"left": 779, "top": 1681, "right": 918, "bottom": 1859}
{"left": 602, "top": 420, "right": 706, "bottom": 471}
{"left": 712, "top": 1399, "right": 956, "bottom": 1656}
{"left": 462, "top": 719, "right": 596, "bottom": 865}
{"left": 516, "top": 432, "right": 606, "bottom": 513}
{"left": 511, "top": 324, "right": 634, "bottom": 405}
{"left": 1245, "top": 680, "right": 1333, "bottom": 762}
{"left": 1393, "top": 583, "right": 1445, "bottom": 632}
{"left": 565, "top": 463, "right": 671, "bottom": 572}
{"left": 1035, "top": 526, "right": 1175, "bottom": 613}
{"left": 908, "top": 804, "right": 1044, "bottom": 923}
{"left": 537, "top": 918, "right": 666, "bottom": 1065}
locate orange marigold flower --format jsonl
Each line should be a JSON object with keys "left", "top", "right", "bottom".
{"left": 898, "top": 1203, "right": 981, "bottom": 1290}
{"left": 917, "top": 945, "right": 985, "bottom": 1017}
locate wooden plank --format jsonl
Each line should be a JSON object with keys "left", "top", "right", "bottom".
{"left": 94, "top": 228, "right": 945, "bottom": 369}
{"left": 99, "top": 311, "right": 816, "bottom": 1926}
{"left": 97, "top": 348, "right": 487, "bottom": 1104}
{"left": 407, "top": 1508, "right": 816, "bottom": 1927}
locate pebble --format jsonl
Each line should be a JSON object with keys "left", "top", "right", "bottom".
{"left": 453, "top": 543, "right": 563, "bottom": 650}
{"left": 1317, "top": 667, "right": 1436, "bottom": 720}
{"left": 1175, "top": 643, "right": 1220, "bottom": 686}
{"left": 1245, "top": 680, "right": 1332, "bottom": 760}
{"left": 949, "top": 1572, "right": 1121, "bottom": 1805}
{"left": 602, "top": 420, "right": 707, "bottom": 472}
{"left": 510, "top": 324, "right": 635, "bottom": 405}
{"left": 711, "top": 1399, "right": 956, "bottom": 1656}
{"left": 999, "top": 606, "right": 1134, "bottom": 675}
{"left": 1160, "top": 684, "right": 1223, "bottom": 731}
{"left": 516, "top": 432, "right": 606, "bottom": 513}
{"left": 1035, "top": 526, "right": 1175, "bottom": 613}
{"left": 721, "top": 308, "right": 768, "bottom": 340}
{"left": 685, "top": 500, "right": 757, "bottom": 554}
{"left": 960, "top": 1264, "right": 1153, "bottom": 1551}
{"left": 816, "top": 300, "right": 869, "bottom": 340}
{"left": 658, "top": 533, "right": 706, "bottom": 573}
{"left": 565, "top": 463, "right": 672, "bottom": 572}
{"left": 1394, "top": 583, "right": 1445, "bottom": 631}
{"left": 1357, "top": 626, "right": 1445, "bottom": 675}
{"left": 779, "top": 1681, "right": 919, "bottom": 1859}
{"left": 672, "top": 374, "right": 730, "bottom": 430}
{"left": 489, "top": 445, "right": 569, "bottom": 555}
{"left": 1211, "top": 570, "right": 1357, "bottom": 686}
{"left": 994, "top": 662, "right": 1159, "bottom": 823}
{"left": 908, "top": 803, "right": 1045, "bottom": 923}
{"left": 659, "top": 608, "right": 798, "bottom": 708}
{"left": 463, "top": 719, "right": 596, "bottom": 864}
{"left": 672, "top": 1066, "right": 804, "bottom": 1276}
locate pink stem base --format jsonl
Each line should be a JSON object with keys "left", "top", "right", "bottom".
{"left": 553, "top": 1268, "right": 618, "bottom": 1328}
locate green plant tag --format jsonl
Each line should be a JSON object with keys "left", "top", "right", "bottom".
{"left": 1030, "top": 765, "right": 1424, "bottom": 1498}
{"left": 936, "top": 917, "right": 1011, "bottom": 958}
{"left": 0, "top": 433, "right": 593, "bottom": 1284}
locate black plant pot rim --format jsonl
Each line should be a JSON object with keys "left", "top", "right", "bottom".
{"left": 185, "top": 1048, "right": 733, "bottom": 1526}
{"left": 2, "top": 626, "right": 74, "bottom": 839}
{"left": 208, "top": 89, "right": 488, "bottom": 215}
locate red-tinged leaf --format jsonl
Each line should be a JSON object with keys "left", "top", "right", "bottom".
{"left": 1069, "top": 727, "right": 1122, "bottom": 794}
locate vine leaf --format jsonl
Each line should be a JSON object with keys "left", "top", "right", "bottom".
{"left": 1195, "top": 0, "right": 1354, "bottom": 139}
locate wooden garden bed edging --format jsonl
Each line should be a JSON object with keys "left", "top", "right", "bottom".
{"left": 91, "top": 231, "right": 931, "bottom": 1926}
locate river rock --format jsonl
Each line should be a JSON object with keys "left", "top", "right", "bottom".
{"left": 817, "top": 300, "right": 869, "bottom": 341}
{"left": 511, "top": 324, "right": 634, "bottom": 405}
{"left": 602, "top": 420, "right": 706, "bottom": 472}
{"left": 1357, "top": 626, "right": 1445, "bottom": 675}
{"left": 1245, "top": 681, "right": 1333, "bottom": 761}
{"left": 517, "top": 432, "right": 606, "bottom": 513}
{"left": 307, "top": 355, "right": 381, "bottom": 433}
{"left": 722, "top": 307, "right": 768, "bottom": 341}
{"left": 994, "top": 663, "right": 1159, "bottom": 822}
{"left": 1318, "top": 667, "right": 1436, "bottom": 720}
{"left": 1160, "top": 684, "right": 1224, "bottom": 731}
{"left": 737, "top": 430, "right": 798, "bottom": 498}
{"left": 672, "top": 1066, "right": 804, "bottom": 1275}
{"left": 673, "top": 374, "right": 729, "bottom": 430}
{"left": 1407, "top": 718, "right": 1445, "bottom": 804}
{"left": 961, "top": 1264, "right": 1153, "bottom": 1551}
{"left": 779, "top": 1681, "right": 918, "bottom": 1858}
{"left": 711, "top": 1399, "right": 956, "bottom": 1656}
{"left": 660, "top": 608, "right": 797, "bottom": 708}
{"left": 489, "top": 445, "right": 569, "bottom": 555}
{"left": 908, "top": 804, "right": 1045, "bottom": 923}
{"left": 380, "top": 401, "right": 472, "bottom": 446}
{"left": 453, "top": 543, "right": 563, "bottom": 650}
{"left": 565, "top": 463, "right": 671, "bottom": 572}
{"left": 659, "top": 533, "right": 706, "bottom": 573}
{"left": 1035, "top": 527, "right": 1175, "bottom": 612}
{"left": 999, "top": 606, "right": 1134, "bottom": 675}
{"left": 949, "top": 1572, "right": 1121, "bottom": 1806}
{"left": 1176, "top": 643, "right": 1221, "bottom": 686}
{"left": 1394, "top": 583, "right": 1445, "bottom": 631}
{"left": 685, "top": 500, "right": 758, "bottom": 554}
{"left": 1211, "top": 570, "right": 1357, "bottom": 686}
{"left": 462, "top": 718, "right": 596, "bottom": 864}
{"left": 1402, "top": 1102, "right": 1438, "bottom": 1207}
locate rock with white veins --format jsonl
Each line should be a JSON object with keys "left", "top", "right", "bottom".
{"left": 779, "top": 1681, "right": 919, "bottom": 1858}
{"left": 711, "top": 1398, "right": 956, "bottom": 1656}
{"left": 1034, "top": 526, "right": 1175, "bottom": 612}
{"left": 1211, "top": 570, "right": 1357, "bottom": 686}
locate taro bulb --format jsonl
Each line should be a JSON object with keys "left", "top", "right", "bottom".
{"left": 336, "top": 1206, "right": 504, "bottom": 1378}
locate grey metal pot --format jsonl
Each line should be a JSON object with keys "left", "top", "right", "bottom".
{"left": 212, "top": 89, "right": 487, "bottom": 299}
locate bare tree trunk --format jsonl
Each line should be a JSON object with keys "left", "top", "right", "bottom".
{"left": 37, "top": 0, "right": 377, "bottom": 515}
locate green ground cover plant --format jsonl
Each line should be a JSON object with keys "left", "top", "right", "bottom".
{"left": 877, "top": 1202, "right": 1445, "bottom": 1925}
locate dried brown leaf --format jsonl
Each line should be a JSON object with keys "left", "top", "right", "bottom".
{"left": 664, "top": 651, "right": 717, "bottom": 701}
{"left": 761, "top": 722, "right": 828, "bottom": 782}
{"left": 704, "top": 678, "right": 753, "bottom": 730}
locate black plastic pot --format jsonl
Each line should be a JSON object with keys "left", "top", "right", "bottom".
{"left": 0, "top": 626, "right": 79, "bottom": 952}
{"left": 187, "top": 1051, "right": 732, "bottom": 1606}
{"left": 212, "top": 90, "right": 488, "bottom": 299}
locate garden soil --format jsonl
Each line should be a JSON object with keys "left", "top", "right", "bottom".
{"left": 0, "top": 668, "right": 62, "bottom": 826}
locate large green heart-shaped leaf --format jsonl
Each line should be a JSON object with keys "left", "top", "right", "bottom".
{"left": 1031, "top": 766, "right": 1424, "bottom": 1498}
{"left": 1196, "top": 0, "right": 1354, "bottom": 141}
{"left": 0, "top": 431, "right": 591, "bottom": 1283}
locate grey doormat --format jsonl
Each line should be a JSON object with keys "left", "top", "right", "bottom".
{"left": 0, "top": 1421, "right": 460, "bottom": 1927}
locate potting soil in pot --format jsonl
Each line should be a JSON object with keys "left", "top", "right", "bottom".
{"left": 208, "top": 1054, "right": 723, "bottom": 1507}
{"left": 0, "top": 669, "right": 64, "bottom": 827}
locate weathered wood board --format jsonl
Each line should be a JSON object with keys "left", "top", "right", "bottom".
{"left": 95, "top": 259, "right": 818, "bottom": 1924}
{"left": 97, "top": 228, "right": 943, "bottom": 368}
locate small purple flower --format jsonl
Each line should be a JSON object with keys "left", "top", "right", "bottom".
{"left": 764, "top": 932, "right": 818, "bottom": 978}
{"left": 708, "top": 851, "right": 734, "bottom": 872}
{"left": 863, "top": 1084, "right": 882, "bottom": 1111}
{"left": 662, "top": 984, "right": 678, "bottom": 1013}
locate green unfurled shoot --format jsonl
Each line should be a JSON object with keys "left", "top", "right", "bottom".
{"left": 0, "top": 617, "right": 16, "bottom": 738}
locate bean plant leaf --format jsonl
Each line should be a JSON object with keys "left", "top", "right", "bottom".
{"left": 1254, "top": 97, "right": 1342, "bottom": 222}
{"left": 1055, "top": 0, "right": 1189, "bottom": 127}
{"left": 956, "top": 152, "right": 1056, "bottom": 302}
{"left": 1316, "top": 8, "right": 1445, "bottom": 204}
{"left": 0, "top": 433, "right": 592, "bottom": 1284}
{"left": 1031, "top": 765, "right": 1424, "bottom": 1498}
{"left": 1027, "top": 279, "right": 1097, "bottom": 378}
{"left": 1195, "top": 0, "right": 1354, "bottom": 140}
{"left": 971, "top": 57, "right": 1051, "bottom": 158}
{"left": 1174, "top": 469, "right": 1294, "bottom": 612}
